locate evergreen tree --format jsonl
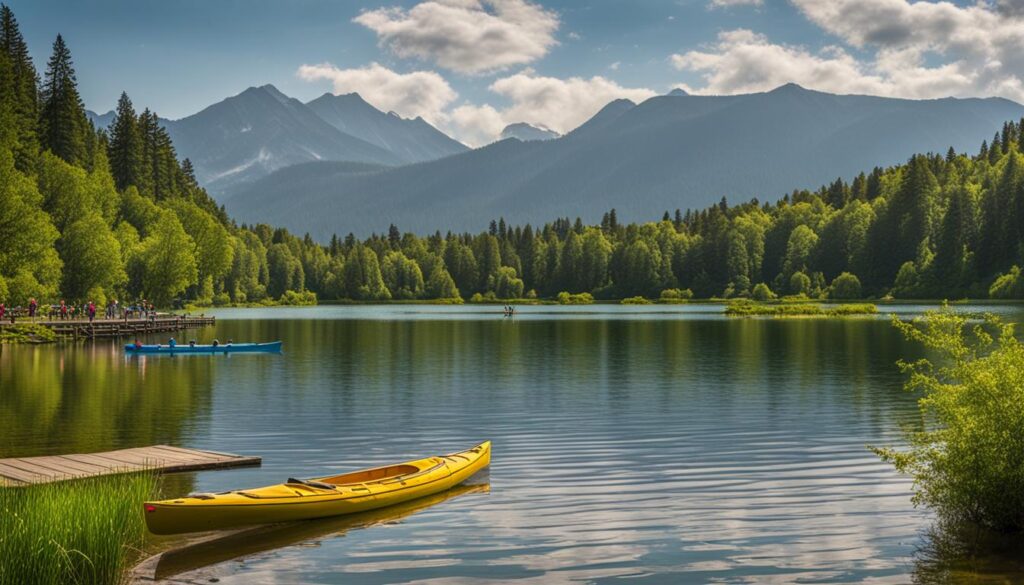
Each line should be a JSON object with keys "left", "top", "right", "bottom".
{"left": 108, "top": 92, "right": 144, "bottom": 191}
{"left": 39, "top": 34, "right": 89, "bottom": 165}
{"left": 0, "top": 4, "right": 38, "bottom": 173}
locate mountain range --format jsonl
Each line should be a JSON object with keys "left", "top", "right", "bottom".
{"left": 217, "top": 84, "right": 1024, "bottom": 239}
{"left": 88, "top": 84, "right": 466, "bottom": 195}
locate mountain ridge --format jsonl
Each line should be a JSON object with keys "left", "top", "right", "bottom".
{"left": 89, "top": 84, "right": 467, "bottom": 195}
{"left": 225, "top": 84, "right": 1024, "bottom": 239}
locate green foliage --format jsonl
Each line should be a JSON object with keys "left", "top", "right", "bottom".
{"left": 494, "top": 266, "right": 524, "bottom": 299}
{"left": 829, "top": 272, "right": 862, "bottom": 300}
{"left": 341, "top": 246, "right": 390, "bottom": 300}
{"left": 381, "top": 251, "right": 424, "bottom": 299}
{"left": 58, "top": 212, "right": 125, "bottom": 300}
{"left": 789, "top": 271, "right": 812, "bottom": 296}
{"left": 876, "top": 309, "right": 1024, "bottom": 532}
{"left": 0, "top": 323, "right": 58, "bottom": 343}
{"left": 427, "top": 266, "right": 461, "bottom": 300}
{"left": 38, "top": 34, "right": 90, "bottom": 167}
{"left": 0, "top": 150, "right": 61, "bottom": 301}
{"left": 621, "top": 296, "right": 652, "bottom": 304}
{"left": 725, "top": 300, "right": 876, "bottom": 317}
{"left": 0, "top": 472, "right": 158, "bottom": 585}
{"left": 557, "top": 291, "right": 594, "bottom": 305}
{"left": 659, "top": 288, "right": 693, "bottom": 302}
{"left": 279, "top": 289, "right": 317, "bottom": 306}
{"left": 989, "top": 266, "right": 1024, "bottom": 299}
{"left": 138, "top": 211, "right": 197, "bottom": 306}
{"left": 751, "top": 282, "right": 775, "bottom": 301}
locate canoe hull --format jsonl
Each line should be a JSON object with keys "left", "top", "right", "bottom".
{"left": 144, "top": 441, "right": 490, "bottom": 535}
{"left": 125, "top": 341, "right": 282, "bottom": 355}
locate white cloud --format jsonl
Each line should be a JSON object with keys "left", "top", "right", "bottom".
{"left": 672, "top": 0, "right": 1024, "bottom": 103}
{"left": 450, "top": 103, "right": 508, "bottom": 147}
{"left": 297, "top": 63, "right": 652, "bottom": 147}
{"left": 708, "top": 0, "right": 763, "bottom": 8}
{"left": 296, "top": 62, "right": 457, "bottom": 125}
{"left": 671, "top": 30, "right": 890, "bottom": 96}
{"left": 608, "top": 61, "right": 621, "bottom": 71}
{"left": 447, "top": 70, "right": 655, "bottom": 145}
{"left": 353, "top": 0, "right": 559, "bottom": 75}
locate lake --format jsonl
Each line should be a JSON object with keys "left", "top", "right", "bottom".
{"left": 3, "top": 304, "right": 1024, "bottom": 583}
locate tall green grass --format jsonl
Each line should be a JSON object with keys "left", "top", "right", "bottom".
{"left": 0, "top": 472, "right": 158, "bottom": 585}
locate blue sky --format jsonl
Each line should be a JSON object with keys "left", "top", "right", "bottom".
{"left": 8, "top": 0, "right": 1024, "bottom": 145}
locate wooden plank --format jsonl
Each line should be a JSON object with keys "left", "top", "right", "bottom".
{"left": 26, "top": 456, "right": 111, "bottom": 476}
{"left": 0, "top": 445, "right": 259, "bottom": 485}
{"left": 13, "top": 456, "right": 101, "bottom": 477}
{"left": 129, "top": 447, "right": 210, "bottom": 464}
{"left": 61, "top": 453, "right": 142, "bottom": 471}
{"left": 150, "top": 445, "right": 234, "bottom": 461}
{"left": 0, "top": 462, "right": 53, "bottom": 483}
{"left": 2, "top": 459, "right": 64, "bottom": 480}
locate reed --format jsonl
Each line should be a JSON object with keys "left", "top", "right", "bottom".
{"left": 0, "top": 472, "right": 158, "bottom": 585}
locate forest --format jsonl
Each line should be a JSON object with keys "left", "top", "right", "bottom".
{"left": 2, "top": 4, "right": 1024, "bottom": 308}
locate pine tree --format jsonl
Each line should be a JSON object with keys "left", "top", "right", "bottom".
{"left": 108, "top": 92, "right": 144, "bottom": 191}
{"left": 0, "top": 5, "right": 38, "bottom": 172}
{"left": 39, "top": 34, "right": 89, "bottom": 165}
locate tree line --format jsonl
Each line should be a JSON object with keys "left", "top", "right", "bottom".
{"left": 2, "top": 4, "right": 1024, "bottom": 308}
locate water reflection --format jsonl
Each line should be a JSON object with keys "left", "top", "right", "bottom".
{"left": 142, "top": 481, "right": 490, "bottom": 581}
{"left": 913, "top": 520, "right": 1024, "bottom": 584}
{"left": 0, "top": 343, "right": 216, "bottom": 456}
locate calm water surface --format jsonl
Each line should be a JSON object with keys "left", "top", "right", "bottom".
{"left": 2, "top": 304, "right": 1023, "bottom": 583}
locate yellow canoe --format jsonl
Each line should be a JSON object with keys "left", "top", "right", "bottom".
{"left": 145, "top": 441, "right": 491, "bottom": 535}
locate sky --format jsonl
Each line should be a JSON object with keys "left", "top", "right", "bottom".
{"left": 9, "top": 0, "right": 1024, "bottom": 145}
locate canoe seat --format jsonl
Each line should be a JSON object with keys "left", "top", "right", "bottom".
{"left": 287, "top": 478, "right": 337, "bottom": 490}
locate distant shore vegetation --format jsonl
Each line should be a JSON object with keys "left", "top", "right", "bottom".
{"left": 2, "top": 5, "right": 1024, "bottom": 311}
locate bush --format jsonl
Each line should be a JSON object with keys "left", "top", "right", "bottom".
{"left": 525, "top": 289, "right": 538, "bottom": 299}
{"left": 557, "top": 291, "right": 594, "bottom": 305}
{"left": 829, "top": 272, "right": 863, "bottom": 300}
{"left": 893, "top": 261, "right": 921, "bottom": 298}
{"left": 789, "top": 271, "right": 811, "bottom": 296}
{"left": 875, "top": 308, "right": 1024, "bottom": 532}
{"left": 469, "top": 292, "right": 485, "bottom": 303}
{"left": 212, "top": 292, "right": 232, "bottom": 306}
{"left": 279, "top": 290, "right": 317, "bottom": 306}
{"left": 989, "top": 265, "right": 1024, "bottom": 299}
{"left": 621, "top": 296, "right": 652, "bottom": 304}
{"left": 659, "top": 288, "right": 693, "bottom": 303}
{"left": 494, "top": 266, "right": 524, "bottom": 299}
{"left": 751, "top": 283, "right": 775, "bottom": 301}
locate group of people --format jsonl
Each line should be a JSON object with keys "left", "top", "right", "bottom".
{"left": 132, "top": 337, "right": 233, "bottom": 349}
{"left": 0, "top": 298, "right": 159, "bottom": 323}
{"left": 503, "top": 305, "right": 517, "bottom": 317}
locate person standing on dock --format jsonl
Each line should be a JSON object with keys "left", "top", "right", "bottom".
{"left": 0, "top": 303, "right": 5, "bottom": 322}
{"left": 87, "top": 301, "right": 96, "bottom": 323}
{"left": 59, "top": 300, "right": 68, "bottom": 320}
{"left": 28, "top": 298, "right": 36, "bottom": 320}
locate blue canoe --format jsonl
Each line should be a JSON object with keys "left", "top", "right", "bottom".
{"left": 124, "top": 341, "right": 282, "bottom": 355}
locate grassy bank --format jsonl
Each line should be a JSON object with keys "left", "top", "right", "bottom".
{"left": 0, "top": 323, "right": 60, "bottom": 344}
{"left": 0, "top": 472, "right": 158, "bottom": 585}
{"left": 725, "top": 301, "right": 878, "bottom": 317}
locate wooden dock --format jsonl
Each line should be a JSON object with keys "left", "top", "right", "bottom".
{"left": 0, "top": 315, "right": 215, "bottom": 339}
{"left": 0, "top": 445, "right": 261, "bottom": 486}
